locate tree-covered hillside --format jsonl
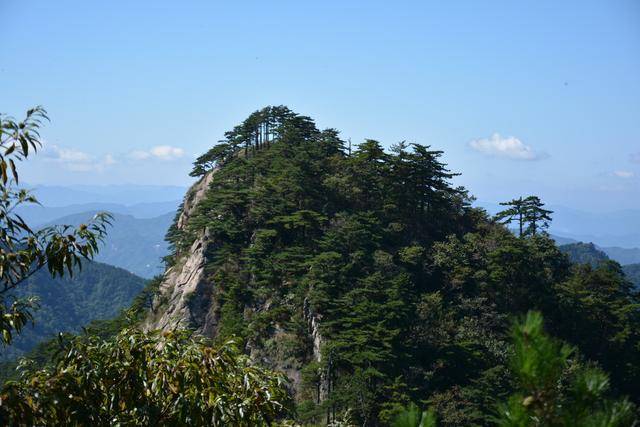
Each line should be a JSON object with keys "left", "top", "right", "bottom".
{"left": 559, "top": 243, "right": 639, "bottom": 288}
{"left": 559, "top": 242, "right": 609, "bottom": 267}
{"left": 147, "top": 106, "right": 640, "bottom": 425}
{"left": 1, "top": 261, "right": 146, "bottom": 360}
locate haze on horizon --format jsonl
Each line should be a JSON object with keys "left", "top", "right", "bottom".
{"left": 2, "top": 0, "right": 639, "bottom": 212}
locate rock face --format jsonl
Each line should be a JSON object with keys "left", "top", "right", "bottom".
{"left": 176, "top": 172, "right": 214, "bottom": 231}
{"left": 143, "top": 168, "right": 327, "bottom": 403}
{"left": 144, "top": 172, "right": 219, "bottom": 334}
{"left": 304, "top": 297, "right": 328, "bottom": 401}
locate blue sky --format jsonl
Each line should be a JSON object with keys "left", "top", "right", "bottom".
{"left": 2, "top": 0, "right": 639, "bottom": 211}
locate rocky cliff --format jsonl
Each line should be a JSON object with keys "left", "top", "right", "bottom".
{"left": 144, "top": 172, "right": 216, "bottom": 333}
{"left": 143, "top": 167, "right": 325, "bottom": 397}
{"left": 137, "top": 106, "right": 501, "bottom": 424}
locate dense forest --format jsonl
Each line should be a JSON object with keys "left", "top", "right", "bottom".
{"left": 2, "top": 106, "right": 639, "bottom": 425}
{"left": 0, "top": 260, "right": 146, "bottom": 361}
{"left": 156, "top": 107, "right": 639, "bottom": 425}
{"left": 559, "top": 243, "right": 640, "bottom": 288}
{"left": 559, "top": 242, "right": 610, "bottom": 267}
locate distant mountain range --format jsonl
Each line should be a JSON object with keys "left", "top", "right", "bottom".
{"left": 599, "top": 247, "right": 640, "bottom": 266}
{"left": 479, "top": 202, "right": 640, "bottom": 249}
{"left": 549, "top": 235, "right": 640, "bottom": 266}
{"left": 19, "top": 201, "right": 181, "bottom": 226}
{"left": 42, "top": 212, "right": 174, "bottom": 278}
{"left": 559, "top": 242, "right": 639, "bottom": 288}
{"left": 0, "top": 261, "right": 146, "bottom": 361}
{"left": 13, "top": 184, "right": 186, "bottom": 277}
{"left": 23, "top": 183, "right": 188, "bottom": 207}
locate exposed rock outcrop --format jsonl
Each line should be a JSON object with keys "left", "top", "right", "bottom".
{"left": 143, "top": 167, "right": 326, "bottom": 404}
{"left": 143, "top": 171, "right": 218, "bottom": 334}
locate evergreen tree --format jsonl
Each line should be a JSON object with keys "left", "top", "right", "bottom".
{"left": 495, "top": 196, "right": 553, "bottom": 237}
{"left": 522, "top": 196, "right": 553, "bottom": 237}
{"left": 190, "top": 143, "right": 233, "bottom": 177}
{"left": 496, "top": 311, "right": 635, "bottom": 426}
{"left": 17, "top": 106, "right": 635, "bottom": 426}
{"left": 494, "top": 197, "right": 527, "bottom": 236}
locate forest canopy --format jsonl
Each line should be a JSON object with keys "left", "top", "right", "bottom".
{"left": 163, "top": 107, "right": 640, "bottom": 425}
{"left": 3, "top": 106, "right": 639, "bottom": 426}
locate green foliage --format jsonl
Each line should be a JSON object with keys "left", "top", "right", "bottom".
{"left": 0, "top": 260, "right": 147, "bottom": 360}
{"left": 553, "top": 261, "right": 640, "bottom": 397}
{"left": 190, "top": 143, "right": 234, "bottom": 177}
{"left": 0, "top": 328, "right": 291, "bottom": 426}
{"left": 559, "top": 242, "right": 609, "bottom": 267}
{"left": 496, "top": 311, "right": 636, "bottom": 427}
{"left": 508, "top": 312, "right": 572, "bottom": 400}
{"left": 0, "top": 275, "right": 162, "bottom": 382}
{"left": 157, "top": 106, "right": 640, "bottom": 425}
{"left": 495, "top": 196, "right": 553, "bottom": 237}
{"left": 391, "top": 404, "right": 437, "bottom": 427}
{"left": 0, "top": 297, "right": 38, "bottom": 348}
{"left": 0, "top": 107, "right": 111, "bottom": 346}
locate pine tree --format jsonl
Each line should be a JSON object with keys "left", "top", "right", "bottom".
{"left": 522, "top": 196, "right": 553, "bottom": 236}
{"left": 496, "top": 311, "right": 635, "bottom": 426}
{"left": 494, "top": 197, "right": 527, "bottom": 236}
{"left": 189, "top": 143, "right": 233, "bottom": 177}
{"left": 495, "top": 196, "right": 553, "bottom": 237}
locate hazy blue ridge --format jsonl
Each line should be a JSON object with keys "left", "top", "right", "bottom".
{"left": 478, "top": 202, "right": 640, "bottom": 249}
{"left": 17, "top": 200, "right": 181, "bottom": 226}
{"left": 41, "top": 211, "right": 174, "bottom": 278}
{"left": 601, "top": 247, "right": 640, "bottom": 266}
{"left": 23, "top": 183, "right": 188, "bottom": 207}
{"left": 622, "top": 264, "right": 640, "bottom": 288}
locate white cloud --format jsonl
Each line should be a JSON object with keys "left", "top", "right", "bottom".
{"left": 613, "top": 170, "right": 634, "bottom": 179}
{"left": 41, "top": 145, "right": 115, "bottom": 172}
{"left": 41, "top": 145, "right": 91, "bottom": 163}
{"left": 38, "top": 143, "right": 186, "bottom": 174}
{"left": 469, "top": 133, "right": 548, "bottom": 161}
{"left": 151, "top": 145, "right": 184, "bottom": 160}
{"left": 128, "top": 145, "right": 185, "bottom": 161}
{"left": 129, "top": 150, "right": 151, "bottom": 160}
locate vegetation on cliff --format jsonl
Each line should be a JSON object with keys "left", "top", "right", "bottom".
{"left": 2, "top": 106, "right": 639, "bottom": 425}
{"left": 0, "top": 107, "right": 295, "bottom": 426}
{"left": 158, "top": 106, "right": 640, "bottom": 425}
